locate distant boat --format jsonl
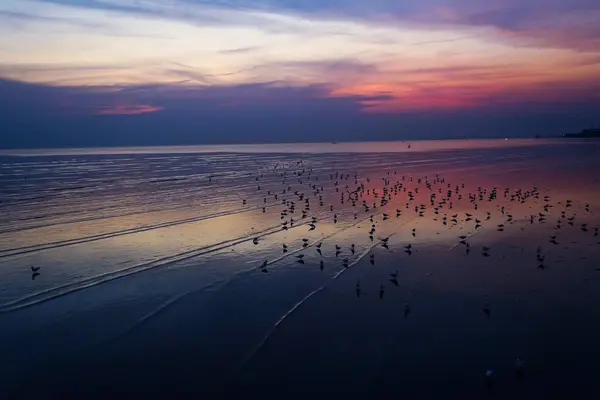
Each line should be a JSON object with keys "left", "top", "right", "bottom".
{"left": 563, "top": 127, "right": 600, "bottom": 138}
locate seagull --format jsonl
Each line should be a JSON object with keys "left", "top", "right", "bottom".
{"left": 389, "top": 270, "right": 399, "bottom": 286}
{"left": 316, "top": 242, "right": 323, "bottom": 255}
{"left": 482, "top": 301, "right": 491, "bottom": 318}
{"left": 320, "top": 260, "right": 324, "bottom": 271}
{"left": 31, "top": 266, "right": 40, "bottom": 272}
{"left": 485, "top": 370, "right": 494, "bottom": 390}
{"left": 259, "top": 260, "right": 268, "bottom": 273}
{"left": 515, "top": 358, "right": 525, "bottom": 379}
{"left": 379, "top": 285, "right": 385, "bottom": 299}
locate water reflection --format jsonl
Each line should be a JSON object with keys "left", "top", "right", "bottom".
{"left": 0, "top": 139, "right": 599, "bottom": 398}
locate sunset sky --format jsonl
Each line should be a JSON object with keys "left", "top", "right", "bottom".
{"left": 1, "top": 0, "right": 599, "bottom": 147}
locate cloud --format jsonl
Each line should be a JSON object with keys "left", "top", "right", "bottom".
{"left": 219, "top": 46, "right": 263, "bottom": 54}
{"left": 94, "top": 105, "right": 163, "bottom": 115}
{"left": 1, "top": 0, "right": 599, "bottom": 149}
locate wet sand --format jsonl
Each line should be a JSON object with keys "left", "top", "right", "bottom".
{"left": 0, "top": 139, "right": 599, "bottom": 399}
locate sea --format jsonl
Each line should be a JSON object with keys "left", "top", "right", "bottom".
{"left": 0, "top": 138, "right": 599, "bottom": 399}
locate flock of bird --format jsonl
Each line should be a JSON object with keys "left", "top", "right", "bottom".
{"left": 26, "top": 157, "right": 599, "bottom": 387}
{"left": 231, "top": 159, "right": 598, "bottom": 385}
{"left": 247, "top": 162, "right": 597, "bottom": 282}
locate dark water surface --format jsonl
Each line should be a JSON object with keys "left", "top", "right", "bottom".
{"left": 0, "top": 139, "right": 599, "bottom": 399}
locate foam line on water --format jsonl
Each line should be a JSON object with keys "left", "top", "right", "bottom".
{"left": 0, "top": 221, "right": 314, "bottom": 314}
{"left": 0, "top": 207, "right": 268, "bottom": 258}
{"left": 79, "top": 215, "right": 378, "bottom": 350}
{"left": 228, "top": 216, "right": 421, "bottom": 383}
{"left": 229, "top": 235, "right": 396, "bottom": 382}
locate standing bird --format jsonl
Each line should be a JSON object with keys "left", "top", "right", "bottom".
{"left": 515, "top": 358, "right": 525, "bottom": 379}
{"left": 485, "top": 370, "right": 494, "bottom": 390}
{"left": 259, "top": 260, "right": 268, "bottom": 273}
{"left": 389, "top": 270, "right": 399, "bottom": 286}
{"left": 482, "top": 301, "right": 491, "bottom": 318}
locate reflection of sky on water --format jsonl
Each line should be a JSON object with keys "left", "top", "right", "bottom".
{"left": 0, "top": 139, "right": 599, "bottom": 397}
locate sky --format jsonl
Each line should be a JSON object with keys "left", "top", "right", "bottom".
{"left": 1, "top": 0, "right": 599, "bottom": 147}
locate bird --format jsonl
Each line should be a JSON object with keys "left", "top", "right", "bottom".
{"left": 485, "top": 370, "right": 494, "bottom": 390}
{"left": 259, "top": 260, "right": 268, "bottom": 273}
{"left": 31, "top": 266, "right": 40, "bottom": 272}
{"left": 482, "top": 301, "right": 491, "bottom": 318}
{"left": 515, "top": 358, "right": 525, "bottom": 379}
{"left": 389, "top": 271, "right": 399, "bottom": 286}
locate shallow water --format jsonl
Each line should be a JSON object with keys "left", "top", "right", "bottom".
{"left": 0, "top": 139, "right": 599, "bottom": 398}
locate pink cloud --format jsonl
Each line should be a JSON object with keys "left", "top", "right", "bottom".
{"left": 93, "top": 105, "right": 163, "bottom": 115}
